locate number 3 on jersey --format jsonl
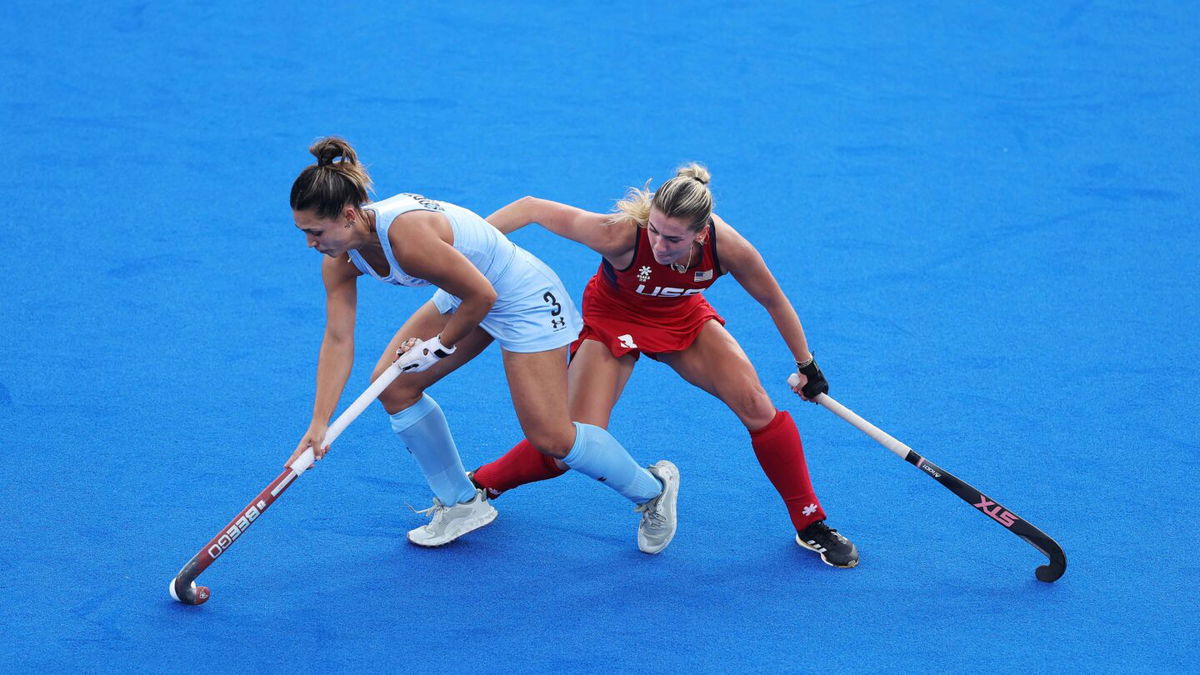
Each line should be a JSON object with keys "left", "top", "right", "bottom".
{"left": 543, "top": 291, "right": 566, "bottom": 330}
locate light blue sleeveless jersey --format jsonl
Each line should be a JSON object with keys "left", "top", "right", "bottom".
{"left": 347, "top": 193, "right": 516, "bottom": 287}
{"left": 347, "top": 193, "right": 582, "bottom": 353}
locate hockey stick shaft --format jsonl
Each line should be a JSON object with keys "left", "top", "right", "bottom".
{"left": 813, "top": 392, "right": 914, "bottom": 460}
{"left": 791, "top": 378, "right": 1066, "bottom": 582}
{"left": 170, "top": 361, "right": 405, "bottom": 604}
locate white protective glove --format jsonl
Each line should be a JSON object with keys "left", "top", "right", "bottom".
{"left": 395, "top": 334, "right": 457, "bottom": 373}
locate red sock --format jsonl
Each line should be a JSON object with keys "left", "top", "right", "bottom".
{"left": 472, "top": 439, "right": 567, "bottom": 499}
{"left": 750, "top": 410, "right": 826, "bottom": 532}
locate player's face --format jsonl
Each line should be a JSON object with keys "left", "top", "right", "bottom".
{"left": 646, "top": 208, "right": 699, "bottom": 266}
{"left": 294, "top": 207, "right": 356, "bottom": 257}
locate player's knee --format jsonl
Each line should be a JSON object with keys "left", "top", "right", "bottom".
{"left": 526, "top": 426, "right": 575, "bottom": 459}
{"left": 378, "top": 383, "right": 425, "bottom": 416}
{"left": 729, "top": 386, "right": 776, "bottom": 429}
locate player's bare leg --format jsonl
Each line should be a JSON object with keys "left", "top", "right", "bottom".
{"left": 373, "top": 300, "right": 499, "bottom": 547}
{"left": 660, "top": 320, "right": 858, "bottom": 567}
{"left": 567, "top": 339, "right": 638, "bottom": 428}
{"left": 372, "top": 300, "right": 494, "bottom": 413}
{"left": 503, "top": 346, "right": 679, "bottom": 553}
{"left": 471, "top": 339, "right": 636, "bottom": 496}
{"left": 656, "top": 320, "right": 775, "bottom": 429}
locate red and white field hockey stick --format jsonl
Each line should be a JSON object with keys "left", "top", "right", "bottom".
{"left": 169, "top": 361, "right": 406, "bottom": 604}
{"left": 789, "top": 375, "right": 1067, "bottom": 582}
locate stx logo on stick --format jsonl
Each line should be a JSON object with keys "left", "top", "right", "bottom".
{"left": 207, "top": 500, "right": 267, "bottom": 560}
{"left": 974, "top": 497, "right": 1019, "bottom": 528}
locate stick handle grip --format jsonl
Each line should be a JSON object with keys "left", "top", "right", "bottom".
{"left": 787, "top": 373, "right": 911, "bottom": 459}
{"left": 288, "top": 361, "right": 405, "bottom": 473}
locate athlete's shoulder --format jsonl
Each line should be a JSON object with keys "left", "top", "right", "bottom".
{"left": 710, "top": 212, "right": 741, "bottom": 239}
{"left": 708, "top": 213, "right": 759, "bottom": 272}
{"left": 387, "top": 208, "right": 453, "bottom": 254}
{"left": 598, "top": 212, "right": 640, "bottom": 245}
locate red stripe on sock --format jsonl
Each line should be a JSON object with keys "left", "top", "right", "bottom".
{"left": 750, "top": 410, "right": 826, "bottom": 532}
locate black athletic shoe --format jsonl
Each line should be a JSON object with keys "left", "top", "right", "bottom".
{"left": 796, "top": 520, "right": 859, "bottom": 568}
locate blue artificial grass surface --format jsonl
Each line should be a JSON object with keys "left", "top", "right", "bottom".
{"left": 2, "top": 1, "right": 1197, "bottom": 671}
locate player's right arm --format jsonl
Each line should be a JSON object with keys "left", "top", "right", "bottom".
{"left": 487, "top": 196, "right": 634, "bottom": 259}
{"left": 287, "top": 255, "right": 360, "bottom": 466}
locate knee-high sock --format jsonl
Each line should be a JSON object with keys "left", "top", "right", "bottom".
{"left": 751, "top": 410, "right": 826, "bottom": 532}
{"left": 562, "top": 422, "right": 662, "bottom": 504}
{"left": 473, "top": 439, "right": 568, "bottom": 498}
{"left": 389, "top": 394, "right": 477, "bottom": 505}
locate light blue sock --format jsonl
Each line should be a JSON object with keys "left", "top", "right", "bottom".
{"left": 389, "top": 394, "right": 477, "bottom": 505}
{"left": 562, "top": 422, "right": 663, "bottom": 504}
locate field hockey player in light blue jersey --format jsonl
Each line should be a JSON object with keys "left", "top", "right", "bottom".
{"left": 284, "top": 137, "right": 680, "bottom": 552}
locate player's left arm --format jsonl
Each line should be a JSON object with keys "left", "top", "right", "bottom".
{"left": 715, "top": 215, "right": 827, "bottom": 399}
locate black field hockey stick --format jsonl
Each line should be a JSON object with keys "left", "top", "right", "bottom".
{"left": 169, "top": 361, "right": 407, "bottom": 605}
{"left": 789, "top": 375, "right": 1066, "bottom": 582}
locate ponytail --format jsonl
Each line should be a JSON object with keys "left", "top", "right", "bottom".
{"left": 289, "top": 136, "right": 373, "bottom": 219}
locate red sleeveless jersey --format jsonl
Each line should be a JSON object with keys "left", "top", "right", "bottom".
{"left": 574, "top": 222, "right": 726, "bottom": 358}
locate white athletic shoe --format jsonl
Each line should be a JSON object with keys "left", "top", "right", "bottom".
{"left": 635, "top": 460, "right": 679, "bottom": 554}
{"left": 407, "top": 489, "right": 498, "bottom": 547}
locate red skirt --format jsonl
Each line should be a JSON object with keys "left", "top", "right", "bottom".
{"left": 570, "top": 276, "right": 725, "bottom": 360}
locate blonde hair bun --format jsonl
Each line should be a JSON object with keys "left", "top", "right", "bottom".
{"left": 675, "top": 163, "right": 711, "bottom": 186}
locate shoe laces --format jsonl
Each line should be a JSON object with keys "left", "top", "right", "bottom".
{"left": 635, "top": 497, "right": 666, "bottom": 526}
{"left": 806, "top": 516, "right": 835, "bottom": 538}
{"left": 804, "top": 520, "right": 840, "bottom": 544}
{"left": 409, "top": 498, "right": 446, "bottom": 520}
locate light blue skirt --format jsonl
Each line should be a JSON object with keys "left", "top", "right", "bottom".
{"left": 432, "top": 246, "right": 582, "bottom": 353}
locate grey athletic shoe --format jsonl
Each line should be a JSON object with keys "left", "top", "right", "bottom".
{"left": 635, "top": 460, "right": 680, "bottom": 554}
{"left": 407, "top": 489, "right": 498, "bottom": 547}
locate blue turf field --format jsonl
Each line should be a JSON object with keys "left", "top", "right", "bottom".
{"left": 2, "top": 1, "right": 1197, "bottom": 672}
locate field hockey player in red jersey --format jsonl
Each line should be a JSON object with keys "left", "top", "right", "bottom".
{"left": 471, "top": 164, "right": 858, "bottom": 567}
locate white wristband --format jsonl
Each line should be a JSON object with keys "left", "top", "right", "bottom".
{"left": 429, "top": 334, "right": 457, "bottom": 358}
{"left": 396, "top": 335, "right": 456, "bottom": 373}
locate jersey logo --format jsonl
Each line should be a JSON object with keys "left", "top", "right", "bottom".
{"left": 637, "top": 266, "right": 652, "bottom": 282}
{"left": 635, "top": 284, "right": 704, "bottom": 297}
{"left": 694, "top": 269, "right": 713, "bottom": 282}
{"left": 618, "top": 334, "right": 638, "bottom": 349}
{"left": 399, "top": 193, "right": 444, "bottom": 211}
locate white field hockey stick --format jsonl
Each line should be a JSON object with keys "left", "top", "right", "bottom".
{"left": 169, "top": 361, "right": 406, "bottom": 605}
{"left": 788, "top": 374, "right": 1067, "bottom": 582}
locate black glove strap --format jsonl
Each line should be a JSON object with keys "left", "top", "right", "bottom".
{"left": 796, "top": 356, "right": 829, "bottom": 399}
